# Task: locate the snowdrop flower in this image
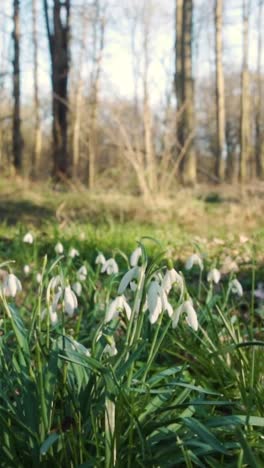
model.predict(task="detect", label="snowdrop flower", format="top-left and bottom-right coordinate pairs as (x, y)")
top-left (207, 268), bottom-right (221, 284)
top-left (105, 295), bottom-right (131, 323)
top-left (118, 266), bottom-right (139, 294)
top-left (69, 247), bottom-right (79, 258)
top-left (49, 275), bottom-right (62, 290)
top-left (77, 265), bottom-right (87, 281)
top-left (230, 279), bottom-right (243, 297)
top-left (254, 283), bottom-right (264, 300)
top-left (172, 300), bottom-right (198, 331)
top-left (64, 286), bottom-right (78, 316)
top-left (147, 281), bottom-right (162, 324)
top-left (185, 254), bottom-right (203, 271)
top-left (23, 264), bottom-right (31, 275)
top-left (41, 307), bottom-right (58, 325)
top-left (130, 246), bottom-right (142, 267)
top-left (36, 273), bottom-right (42, 283)
top-left (101, 258), bottom-right (119, 275)
top-left (104, 342), bottom-right (118, 357)
top-left (55, 242), bottom-right (64, 254)
top-left (147, 280), bottom-right (173, 324)
top-left (95, 253), bottom-right (106, 266)
top-left (162, 268), bottom-right (184, 295)
top-left (2, 273), bottom-right (22, 297)
top-left (23, 232), bottom-right (34, 244)
top-left (73, 281), bottom-right (82, 297)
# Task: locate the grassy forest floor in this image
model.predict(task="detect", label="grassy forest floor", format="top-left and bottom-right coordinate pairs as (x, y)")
top-left (1, 177), bottom-right (264, 466)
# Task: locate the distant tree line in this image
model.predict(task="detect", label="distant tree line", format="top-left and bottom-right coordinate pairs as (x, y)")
top-left (2, 0), bottom-right (264, 194)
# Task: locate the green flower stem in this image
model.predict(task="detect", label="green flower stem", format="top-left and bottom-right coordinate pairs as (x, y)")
top-left (142, 312), bottom-right (171, 383)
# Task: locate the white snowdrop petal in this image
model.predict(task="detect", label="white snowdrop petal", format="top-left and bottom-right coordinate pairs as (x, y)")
top-left (73, 282), bottom-right (82, 296)
top-left (130, 247), bottom-right (142, 267)
top-left (207, 268), bottom-right (221, 284)
top-left (105, 298), bottom-right (120, 323)
top-left (123, 300), bottom-right (132, 320)
top-left (95, 253), bottom-right (106, 265)
top-left (118, 267), bottom-right (138, 294)
top-left (185, 302), bottom-right (198, 331)
top-left (55, 242), bottom-right (64, 254)
top-left (230, 279), bottom-right (243, 297)
top-left (23, 232), bottom-right (34, 244)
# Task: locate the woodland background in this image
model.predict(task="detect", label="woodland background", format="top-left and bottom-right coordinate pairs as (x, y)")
top-left (0, 0), bottom-right (263, 198)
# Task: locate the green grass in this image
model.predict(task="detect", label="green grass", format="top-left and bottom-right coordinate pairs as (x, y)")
top-left (0, 182), bottom-right (264, 466)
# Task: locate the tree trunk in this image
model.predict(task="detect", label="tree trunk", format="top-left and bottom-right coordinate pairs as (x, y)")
top-left (87, 0), bottom-right (105, 189)
top-left (12, 0), bottom-right (23, 172)
top-left (175, 0), bottom-right (196, 185)
top-left (239, 0), bottom-right (250, 183)
top-left (43, 0), bottom-right (71, 179)
top-left (142, 2), bottom-right (156, 193)
top-left (255, 0), bottom-right (264, 179)
top-left (32, 0), bottom-right (42, 178)
top-left (214, 0), bottom-right (226, 181)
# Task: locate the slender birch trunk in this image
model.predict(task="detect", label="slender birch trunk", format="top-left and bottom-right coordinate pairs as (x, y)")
top-left (88, 0), bottom-right (105, 189)
top-left (142, 3), bottom-right (156, 193)
top-left (32, 0), bottom-right (42, 178)
top-left (239, 0), bottom-right (250, 182)
top-left (214, 0), bottom-right (226, 181)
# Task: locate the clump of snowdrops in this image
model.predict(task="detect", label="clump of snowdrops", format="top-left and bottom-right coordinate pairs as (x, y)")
top-left (0, 234), bottom-right (264, 467)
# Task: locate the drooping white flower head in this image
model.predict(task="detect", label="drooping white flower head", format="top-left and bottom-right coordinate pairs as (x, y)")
top-left (230, 279), bottom-right (243, 297)
top-left (207, 268), bottom-right (221, 284)
top-left (64, 286), bottom-right (78, 316)
top-left (49, 275), bottom-right (62, 291)
top-left (147, 280), bottom-right (173, 324)
top-left (23, 232), bottom-right (34, 244)
top-left (118, 266), bottom-right (139, 294)
top-left (105, 295), bottom-right (131, 323)
top-left (185, 254), bottom-right (203, 271)
top-left (36, 273), bottom-right (42, 284)
top-left (69, 247), bottom-right (80, 258)
top-left (55, 242), bottom-right (64, 254)
top-left (95, 253), bottom-right (106, 266)
top-left (41, 307), bottom-right (58, 325)
top-left (130, 247), bottom-right (142, 267)
top-left (23, 264), bottom-right (31, 275)
top-left (2, 273), bottom-right (22, 297)
top-left (104, 342), bottom-right (118, 357)
top-left (72, 281), bottom-right (82, 297)
top-left (172, 300), bottom-right (198, 332)
top-left (77, 265), bottom-right (87, 281)
top-left (162, 268), bottom-right (184, 295)
top-left (101, 258), bottom-right (119, 275)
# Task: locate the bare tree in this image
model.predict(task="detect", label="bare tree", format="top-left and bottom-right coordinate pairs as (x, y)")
top-left (32, 0), bottom-right (42, 178)
top-left (72, 2), bottom-right (89, 179)
top-left (43, 0), bottom-right (71, 178)
top-left (239, 0), bottom-right (250, 182)
top-left (87, 0), bottom-right (106, 189)
top-left (255, 0), bottom-right (264, 179)
top-left (175, 0), bottom-right (196, 185)
top-left (214, 0), bottom-right (226, 181)
top-left (12, 0), bottom-right (23, 172)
